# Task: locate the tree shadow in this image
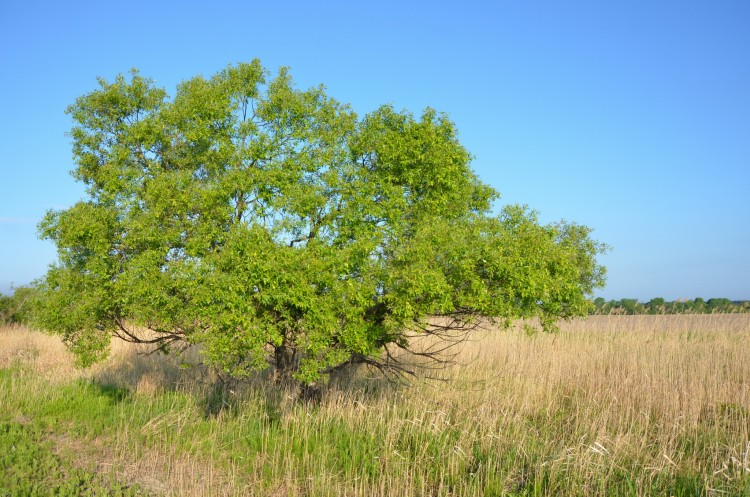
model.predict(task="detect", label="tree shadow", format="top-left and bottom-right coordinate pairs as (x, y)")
top-left (89, 336), bottom-right (457, 418)
top-left (200, 380), bottom-right (242, 418)
top-left (92, 340), bottom-right (216, 396)
top-left (90, 382), bottom-right (131, 404)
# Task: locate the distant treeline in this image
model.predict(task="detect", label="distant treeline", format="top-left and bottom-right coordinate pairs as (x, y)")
top-left (592, 297), bottom-right (750, 315)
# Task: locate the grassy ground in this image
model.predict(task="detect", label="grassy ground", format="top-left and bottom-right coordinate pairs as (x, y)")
top-left (1, 314), bottom-right (749, 496)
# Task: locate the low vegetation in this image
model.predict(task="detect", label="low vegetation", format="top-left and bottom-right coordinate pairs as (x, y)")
top-left (0, 417), bottom-right (145, 496)
top-left (2, 314), bottom-right (749, 496)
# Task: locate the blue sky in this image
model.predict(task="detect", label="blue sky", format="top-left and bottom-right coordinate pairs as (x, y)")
top-left (1, 0), bottom-right (748, 301)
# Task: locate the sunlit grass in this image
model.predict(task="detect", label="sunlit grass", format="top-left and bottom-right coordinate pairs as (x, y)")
top-left (1, 315), bottom-right (749, 496)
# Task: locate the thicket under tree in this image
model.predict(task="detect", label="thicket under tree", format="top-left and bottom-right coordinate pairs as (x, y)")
top-left (34, 60), bottom-right (606, 394)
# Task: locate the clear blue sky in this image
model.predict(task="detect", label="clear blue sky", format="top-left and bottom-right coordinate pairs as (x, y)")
top-left (1, 0), bottom-right (748, 301)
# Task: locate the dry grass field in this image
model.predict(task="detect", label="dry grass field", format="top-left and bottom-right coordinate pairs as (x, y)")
top-left (1, 314), bottom-right (749, 496)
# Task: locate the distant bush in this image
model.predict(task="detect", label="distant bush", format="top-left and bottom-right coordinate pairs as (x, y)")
top-left (592, 297), bottom-right (750, 315)
top-left (0, 286), bottom-right (37, 325)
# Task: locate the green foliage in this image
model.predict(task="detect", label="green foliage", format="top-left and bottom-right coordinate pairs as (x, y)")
top-left (647, 297), bottom-right (665, 314)
top-left (592, 297), bottom-right (750, 315)
top-left (0, 296), bottom-right (10, 324)
top-left (35, 60), bottom-right (606, 388)
top-left (706, 298), bottom-right (734, 312)
top-left (0, 286), bottom-right (37, 326)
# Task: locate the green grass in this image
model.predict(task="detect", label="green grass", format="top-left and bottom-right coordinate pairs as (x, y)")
top-left (0, 367), bottom-right (144, 496)
top-left (2, 315), bottom-right (750, 496)
top-left (0, 416), bottom-right (145, 497)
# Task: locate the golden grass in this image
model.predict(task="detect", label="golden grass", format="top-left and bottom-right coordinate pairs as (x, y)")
top-left (2, 314), bottom-right (749, 496)
top-left (0, 323), bottom-right (79, 383)
top-left (0, 324), bottom-right (209, 389)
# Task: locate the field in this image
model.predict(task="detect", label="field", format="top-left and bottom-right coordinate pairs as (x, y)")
top-left (1, 315), bottom-right (749, 496)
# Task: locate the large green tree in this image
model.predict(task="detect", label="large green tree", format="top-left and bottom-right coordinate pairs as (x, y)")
top-left (35, 60), bottom-right (606, 392)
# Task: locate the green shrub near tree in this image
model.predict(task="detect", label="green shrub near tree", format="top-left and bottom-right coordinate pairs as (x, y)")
top-left (0, 286), bottom-right (37, 326)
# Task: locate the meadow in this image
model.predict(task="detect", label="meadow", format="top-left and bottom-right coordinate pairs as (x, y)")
top-left (1, 314), bottom-right (748, 496)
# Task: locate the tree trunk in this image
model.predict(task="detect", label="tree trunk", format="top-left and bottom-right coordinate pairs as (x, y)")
top-left (273, 342), bottom-right (322, 403)
top-left (273, 343), bottom-right (297, 385)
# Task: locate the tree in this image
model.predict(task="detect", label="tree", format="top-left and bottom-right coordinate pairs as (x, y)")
top-left (0, 286), bottom-right (37, 326)
top-left (34, 60), bottom-right (607, 393)
top-left (707, 298), bottom-right (732, 313)
top-left (692, 297), bottom-right (707, 313)
top-left (0, 294), bottom-right (12, 325)
top-left (646, 297), bottom-right (665, 314)
top-left (619, 299), bottom-right (640, 315)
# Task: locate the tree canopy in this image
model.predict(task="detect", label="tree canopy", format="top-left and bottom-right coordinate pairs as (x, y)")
top-left (35, 60), bottom-right (606, 390)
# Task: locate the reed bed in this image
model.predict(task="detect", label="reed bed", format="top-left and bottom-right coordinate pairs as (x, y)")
top-left (1, 314), bottom-right (748, 496)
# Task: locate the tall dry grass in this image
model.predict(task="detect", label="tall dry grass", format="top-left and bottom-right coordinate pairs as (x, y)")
top-left (1, 314), bottom-right (749, 496)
